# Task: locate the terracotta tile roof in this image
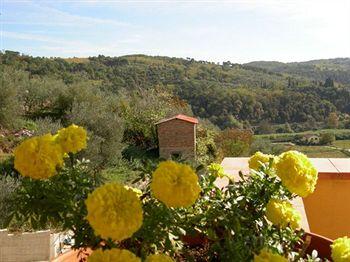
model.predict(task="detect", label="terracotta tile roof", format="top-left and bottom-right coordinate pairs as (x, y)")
top-left (155, 114), bottom-right (199, 125)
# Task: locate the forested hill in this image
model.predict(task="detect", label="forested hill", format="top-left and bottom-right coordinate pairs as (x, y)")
top-left (245, 58), bottom-right (350, 85)
top-left (1, 50), bottom-right (350, 130)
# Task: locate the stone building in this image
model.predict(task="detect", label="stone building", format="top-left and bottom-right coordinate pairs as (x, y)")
top-left (301, 134), bottom-right (320, 145)
top-left (156, 114), bottom-right (198, 159)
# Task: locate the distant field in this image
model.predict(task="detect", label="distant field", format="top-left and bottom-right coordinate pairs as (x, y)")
top-left (291, 144), bottom-right (348, 158)
top-left (285, 139), bottom-right (350, 158)
top-left (255, 130), bottom-right (350, 157)
top-left (333, 139), bottom-right (350, 149)
top-left (255, 129), bottom-right (350, 142)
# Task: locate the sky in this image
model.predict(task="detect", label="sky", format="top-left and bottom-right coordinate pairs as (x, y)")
top-left (1, 0), bottom-right (350, 63)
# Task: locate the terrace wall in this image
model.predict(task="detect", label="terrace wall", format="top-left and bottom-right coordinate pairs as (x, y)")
top-left (0, 229), bottom-right (62, 262)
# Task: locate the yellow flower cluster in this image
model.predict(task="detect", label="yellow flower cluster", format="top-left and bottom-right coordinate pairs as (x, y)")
top-left (14, 134), bottom-right (64, 179)
top-left (331, 236), bottom-right (350, 262)
top-left (145, 254), bottom-right (174, 262)
top-left (249, 151), bottom-right (274, 170)
top-left (266, 199), bottom-right (301, 229)
top-left (85, 183), bottom-right (143, 241)
top-left (151, 161), bottom-right (201, 208)
top-left (56, 124), bottom-right (87, 154)
top-left (254, 248), bottom-right (288, 262)
top-left (13, 124), bottom-right (87, 179)
top-left (207, 163), bottom-right (226, 178)
top-left (88, 248), bottom-right (140, 262)
top-left (275, 151), bottom-right (318, 197)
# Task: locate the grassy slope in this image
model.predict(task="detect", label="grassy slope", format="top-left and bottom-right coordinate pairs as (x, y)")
top-left (292, 144), bottom-right (348, 158)
top-left (333, 140), bottom-right (350, 149)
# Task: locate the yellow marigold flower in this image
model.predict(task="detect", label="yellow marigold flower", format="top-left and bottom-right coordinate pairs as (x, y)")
top-left (275, 151), bottom-right (318, 197)
top-left (266, 199), bottom-right (301, 229)
top-left (14, 134), bottom-right (64, 179)
top-left (331, 236), bottom-right (350, 262)
top-left (249, 151), bottom-right (275, 170)
top-left (88, 248), bottom-right (140, 262)
top-left (56, 124), bottom-right (87, 154)
top-left (254, 248), bottom-right (288, 262)
top-left (208, 163), bottom-right (226, 178)
top-left (85, 183), bottom-right (143, 241)
top-left (151, 161), bottom-right (201, 208)
top-left (145, 254), bottom-right (174, 262)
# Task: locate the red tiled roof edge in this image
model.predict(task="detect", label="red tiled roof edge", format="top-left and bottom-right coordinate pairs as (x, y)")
top-left (155, 114), bottom-right (199, 125)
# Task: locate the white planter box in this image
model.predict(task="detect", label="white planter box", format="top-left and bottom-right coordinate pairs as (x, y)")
top-left (0, 229), bottom-right (65, 262)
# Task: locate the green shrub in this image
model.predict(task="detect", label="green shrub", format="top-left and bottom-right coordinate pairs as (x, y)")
top-left (196, 120), bottom-right (219, 165)
top-left (0, 175), bottom-right (20, 228)
top-left (68, 85), bottom-right (125, 167)
top-left (329, 129), bottom-right (350, 140)
top-left (22, 78), bottom-right (70, 120)
top-left (0, 155), bottom-right (19, 178)
top-left (33, 117), bottom-right (63, 135)
top-left (319, 133), bottom-right (335, 145)
top-left (0, 68), bottom-right (24, 129)
top-left (344, 120), bottom-right (350, 129)
top-left (119, 88), bottom-right (192, 150)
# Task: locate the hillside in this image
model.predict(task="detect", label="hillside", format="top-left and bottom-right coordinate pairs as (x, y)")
top-left (245, 58), bottom-right (350, 85)
top-left (1, 51), bottom-right (350, 130)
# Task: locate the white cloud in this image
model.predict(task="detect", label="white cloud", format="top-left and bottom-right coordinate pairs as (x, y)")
top-left (2, 30), bottom-right (144, 57)
top-left (3, 1), bottom-right (130, 27)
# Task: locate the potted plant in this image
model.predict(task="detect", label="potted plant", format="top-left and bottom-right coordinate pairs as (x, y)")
top-left (4, 125), bottom-right (350, 261)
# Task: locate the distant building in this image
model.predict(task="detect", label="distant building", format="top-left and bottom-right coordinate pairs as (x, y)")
top-left (156, 114), bottom-right (198, 159)
top-left (301, 134), bottom-right (320, 145)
